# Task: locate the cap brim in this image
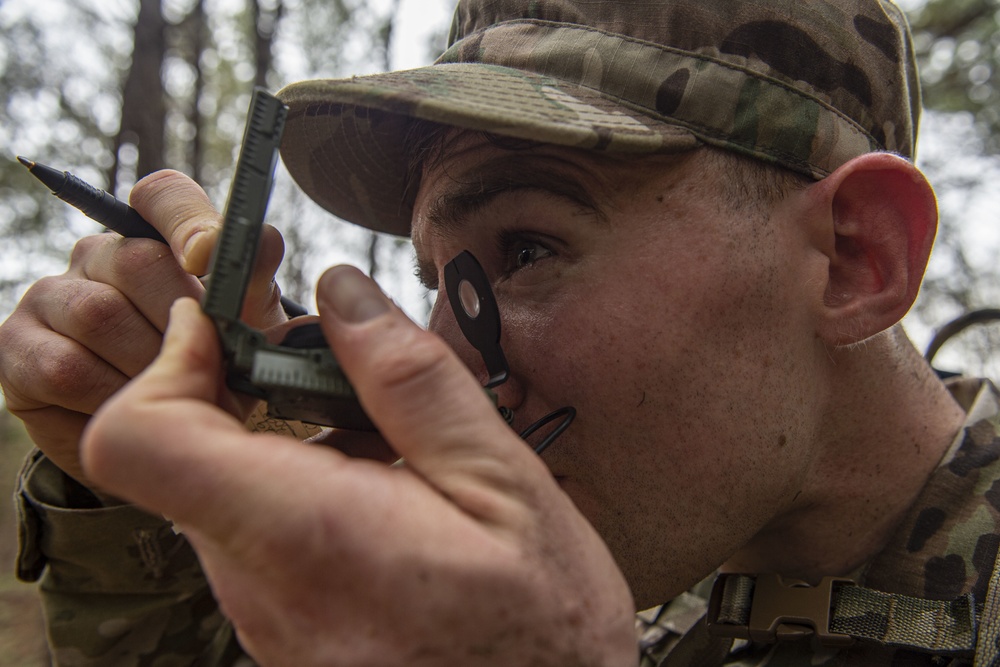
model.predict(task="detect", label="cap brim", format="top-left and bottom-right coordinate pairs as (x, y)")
top-left (277, 63), bottom-right (699, 236)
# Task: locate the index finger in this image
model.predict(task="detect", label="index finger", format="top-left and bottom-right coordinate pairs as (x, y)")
top-left (128, 169), bottom-right (221, 275)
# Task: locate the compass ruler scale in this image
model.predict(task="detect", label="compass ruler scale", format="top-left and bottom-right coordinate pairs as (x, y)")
top-left (202, 88), bottom-right (375, 431)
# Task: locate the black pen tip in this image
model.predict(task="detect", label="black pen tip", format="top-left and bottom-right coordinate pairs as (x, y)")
top-left (16, 155), bottom-right (35, 169)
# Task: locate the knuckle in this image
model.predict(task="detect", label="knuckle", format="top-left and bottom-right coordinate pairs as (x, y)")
top-left (16, 275), bottom-right (64, 310)
top-left (0, 310), bottom-right (34, 377)
top-left (0, 321), bottom-right (13, 354)
top-left (108, 238), bottom-right (175, 283)
top-left (68, 233), bottom-right (119, 268)
top-left (0, 350), bottom-right (24, 407)
top-left (0, 284), bottom-right (122, 413)
top-left (33, 340), bottom-right (116, 408)
top-left (0, 326), bottom-right (31, 377)
top-left (67, 284), bottom-right (134, 339)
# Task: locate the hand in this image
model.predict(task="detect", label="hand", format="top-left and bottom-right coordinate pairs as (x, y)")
top-left (80, 266), bottom-right (637, 666)
top-left (0, 170), bottom-right (286, 487)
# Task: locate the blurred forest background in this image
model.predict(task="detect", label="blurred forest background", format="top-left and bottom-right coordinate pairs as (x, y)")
top-left (0, 0), bottom-right (998, 662)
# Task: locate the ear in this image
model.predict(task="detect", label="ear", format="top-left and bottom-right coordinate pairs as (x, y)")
top-left (810, 153), bottom-right (937, 346)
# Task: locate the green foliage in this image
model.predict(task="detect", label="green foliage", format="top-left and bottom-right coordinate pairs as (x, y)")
top-left (896, 0), bottom-right (1000, 367)
top-left (0, 3), bottom-right (135, 307)
top-left (0, 0), bottom-right (408, 317)
top-left (908, 0), bottom-right (1000, 152)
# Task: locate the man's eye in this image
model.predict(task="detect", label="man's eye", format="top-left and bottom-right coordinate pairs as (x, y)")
top-left (515, 242), bottom-right (551, 268)
top-left (503, 237), bottom-right (554, 274)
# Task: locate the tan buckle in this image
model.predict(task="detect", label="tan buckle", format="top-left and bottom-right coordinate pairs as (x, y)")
top-left (707, 573), bottom-right (856, 647)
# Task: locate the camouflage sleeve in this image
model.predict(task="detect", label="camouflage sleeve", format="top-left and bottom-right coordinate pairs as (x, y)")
top-left (14, 449), bottom-right (252, 667)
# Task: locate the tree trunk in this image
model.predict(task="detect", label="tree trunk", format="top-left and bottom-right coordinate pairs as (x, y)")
top-left (252, 0), bottom-right (284, 88)
top-left (186, 0), bottom-right (208, 183)
top-left (109, 0), bottom-right (168, 191)
top-left (365, 0), bottom-right (402, 279)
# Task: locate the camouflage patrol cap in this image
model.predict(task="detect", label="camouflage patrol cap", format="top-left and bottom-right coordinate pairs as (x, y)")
top-left (277, 0), bottom-right (921, 236)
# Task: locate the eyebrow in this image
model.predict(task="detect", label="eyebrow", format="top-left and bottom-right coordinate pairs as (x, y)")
top-left (425, 155), bottom-right (606, 231)
top-left (415, 154), bottom-right (610, 289)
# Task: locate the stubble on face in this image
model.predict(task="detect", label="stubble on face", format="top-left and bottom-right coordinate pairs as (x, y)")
top-left (411, 138), bottom-right (826, 606)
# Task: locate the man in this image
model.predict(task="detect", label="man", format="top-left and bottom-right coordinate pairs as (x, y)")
top-left (2, 0), bottom-right (998, 665)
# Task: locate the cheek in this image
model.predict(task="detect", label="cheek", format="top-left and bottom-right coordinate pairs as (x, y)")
top-left (509, 243), bottom-right (801, 456)
top-left (499, 279), bottom-right (673, 438)
top-left (492, 204), bottom-right (808, 442)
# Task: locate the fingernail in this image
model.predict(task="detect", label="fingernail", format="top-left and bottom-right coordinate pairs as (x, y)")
top-left (167, 297), bottom-right (192, 325)
top-left (182, 230), bottom-right (204, 261)
top-left (181, 226), bottom-right (218, 275)
top-left (163, 298), bottom-right (197, 345)
top-left (321, 266), bottom-right (390, 323)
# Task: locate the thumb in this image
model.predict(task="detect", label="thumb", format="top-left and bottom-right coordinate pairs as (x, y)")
top-left (129, 170), bottom-right (221, 275)
top-left (129, 170), bottom-right (287, 329)
top-left (316, 266), bottom-right (546, 500)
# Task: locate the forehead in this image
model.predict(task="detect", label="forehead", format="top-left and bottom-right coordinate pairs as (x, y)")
top-left (409, 131), bottom-right (697, 245)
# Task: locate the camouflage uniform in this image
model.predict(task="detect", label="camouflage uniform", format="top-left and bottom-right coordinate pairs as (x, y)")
top-left (14, 379), bottom-right (1000, 665)
top-left (15, 451), bottom-right (246, 666)
top-left (13, 406), bottom-right (318, 666)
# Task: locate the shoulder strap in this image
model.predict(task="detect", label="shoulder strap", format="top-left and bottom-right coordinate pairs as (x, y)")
top-left (706, 573), bottom-right (977, 656)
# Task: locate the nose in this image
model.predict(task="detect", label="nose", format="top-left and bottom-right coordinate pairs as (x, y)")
top-left (428, 292), bottom-right (525, 412)
top-left (428, 293), bottom-right (488, 383)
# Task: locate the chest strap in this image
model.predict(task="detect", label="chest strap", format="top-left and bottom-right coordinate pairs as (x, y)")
top-left (705, 573), bottom-right (977, 655)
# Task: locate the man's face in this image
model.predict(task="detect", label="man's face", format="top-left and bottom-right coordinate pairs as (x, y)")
top-left (411, 134), bottom-right (829, 606)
